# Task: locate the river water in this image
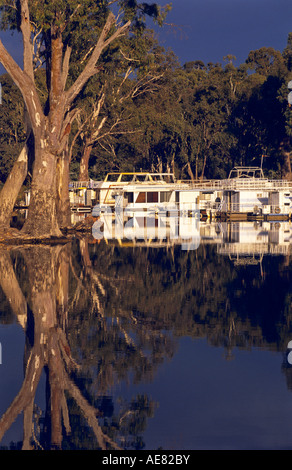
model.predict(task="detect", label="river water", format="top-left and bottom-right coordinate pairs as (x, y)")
top-left (1, 218), bottom-right (292, 450)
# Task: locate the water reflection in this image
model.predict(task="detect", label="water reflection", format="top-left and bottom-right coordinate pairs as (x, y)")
top-left (1, 221), bottom-right (292, 449)
top-left (0, 240), bottom-right (177, 449)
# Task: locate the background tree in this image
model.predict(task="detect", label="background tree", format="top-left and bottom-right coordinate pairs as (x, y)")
top-left (70, 30), bottom-right (172, 181)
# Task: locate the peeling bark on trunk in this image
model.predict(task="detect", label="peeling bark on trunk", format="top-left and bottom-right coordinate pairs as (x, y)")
top-left (56, 152), bottom-right (71, 229)
top-left (0, 146), bottom-right (28, 228)
top-left (21, 149), bottom-right (62, 237)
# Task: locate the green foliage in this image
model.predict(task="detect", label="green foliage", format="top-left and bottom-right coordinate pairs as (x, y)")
top-left (0, 74), bottom-right (26, 183)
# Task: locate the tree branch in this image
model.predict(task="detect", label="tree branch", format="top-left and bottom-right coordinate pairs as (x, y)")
top-left (20, 0), bottom-right (34, 80)
top-left (0, 40), bottom-right (44, 133)
top-left (64, 374), bottom-right (121, 450)
top-left (61, 45), bottom-right (72, 92)
top-left (65, 13), bottom-right (130, 107)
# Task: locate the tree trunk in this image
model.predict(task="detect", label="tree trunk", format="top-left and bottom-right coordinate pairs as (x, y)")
top-left (0, 6), bottom-right (130, 239)
top-left (278, 137), bottom-right (291, 179)
top-left (282, 150), bottom-right (292, 180)
top-left (186, 162), bottom-right (195, 182)
top-left (280, 140), bottom-right (292, 180)
top-left (0, 145), bottom-right (28, 228)
top-left (78, 143), bottom-right (93, 181)
top-left (21, 148), bottom-right (62, 238)
top-left (56, 151), bottom-right (71, 229)
top-left (200, 155), bottom-right (207, 181)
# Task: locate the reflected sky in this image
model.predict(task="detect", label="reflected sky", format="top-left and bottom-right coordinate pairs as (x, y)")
top-left (120, 336), bottom-right (292, 450)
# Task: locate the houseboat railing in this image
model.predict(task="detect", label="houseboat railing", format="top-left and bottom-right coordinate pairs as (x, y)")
top-left (69, 181), bottom-right (101, 189)
top-left (218, 243), bottom-right (291, 256)
top-left (69, 178), bottom-right (292, 192)
top-left (180, 179), bottom-right (292, 191)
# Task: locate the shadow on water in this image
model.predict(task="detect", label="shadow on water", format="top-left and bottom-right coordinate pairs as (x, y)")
top-left (1, 224), bottom-right (292, 449)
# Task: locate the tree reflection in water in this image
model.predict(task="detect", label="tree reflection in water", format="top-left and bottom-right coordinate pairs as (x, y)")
top-left (1, 235), bottom-right (292, 449)
top-left (0, 240), bottom-right (171, 450)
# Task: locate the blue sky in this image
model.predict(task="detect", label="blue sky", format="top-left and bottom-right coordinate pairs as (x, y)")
top-left (0, 0), bottom-right (291, 73)
top-left (153, 0), bottom-right (292, 66)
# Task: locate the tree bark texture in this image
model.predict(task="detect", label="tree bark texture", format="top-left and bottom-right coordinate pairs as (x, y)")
top-left (21, 149), bottom-right (62, 237)
top-left (56, 151), bottom-right (71, 228)
top-left (78, 143), bottom-right (93, 181)
top-left (0, 146), bottom-right (28, 228)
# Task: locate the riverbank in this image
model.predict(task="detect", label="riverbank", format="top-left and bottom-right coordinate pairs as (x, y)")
top-left (0, 216), bottom-right (97, 246)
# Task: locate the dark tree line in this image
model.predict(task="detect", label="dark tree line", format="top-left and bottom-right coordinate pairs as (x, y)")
top-left (1, 34), bottom-right (292, 186)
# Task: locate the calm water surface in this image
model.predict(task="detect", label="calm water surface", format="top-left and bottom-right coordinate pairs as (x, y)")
top-left (1, 220), bottom-right (292, 450)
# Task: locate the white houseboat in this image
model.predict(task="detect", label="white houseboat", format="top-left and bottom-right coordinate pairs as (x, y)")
top-left (96, 172), bottom-right (176, 206)
top-left (217, 167), bottom-right (292, 220)
top-left (92, 172), bottom-right (204, 216)
top-left (76, 167), bottom-right (292, 221)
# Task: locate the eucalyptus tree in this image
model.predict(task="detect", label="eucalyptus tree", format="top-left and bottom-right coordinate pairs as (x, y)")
top-left (232, 46), bottom-right (292, 178)
top-left (283, 33), bottom-right (292, 72)
top-left (0, 0), bottom-right (170, 236)
top-left (72, 30), bottom-right (173, 181)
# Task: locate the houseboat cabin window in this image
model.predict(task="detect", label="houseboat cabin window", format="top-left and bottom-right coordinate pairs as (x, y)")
top-left (146, 192), bottom-right (159, 203)
top-left (160, 191), bottom-right (171, 203)
top-left (136, 192), bottom-right (159, 203)
top-left (124, 192), bottom-right (134, 203)
top-left (136, 192), bottom-right (146, 203)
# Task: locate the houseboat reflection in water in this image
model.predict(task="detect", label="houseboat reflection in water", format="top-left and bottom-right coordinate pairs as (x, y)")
top-left (91, 209), bottom-right (292, 262)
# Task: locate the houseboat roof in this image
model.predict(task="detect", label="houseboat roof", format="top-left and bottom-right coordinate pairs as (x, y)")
top-left (103, 172), bottom-right (176, 184)
top-left (228, 167), bottom-right (265, 179)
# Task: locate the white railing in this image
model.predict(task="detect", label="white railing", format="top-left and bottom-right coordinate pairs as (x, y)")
top-left (69, 181), bottom-right (101, 189)
top-left (69, 177), bottom-right (292, 192)
top-left (214, 202), bottom-right (290, 214)
top-left (179, 178), bottom-right (292, 191)
top-left (218, 242), bottom-right (291, 256)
